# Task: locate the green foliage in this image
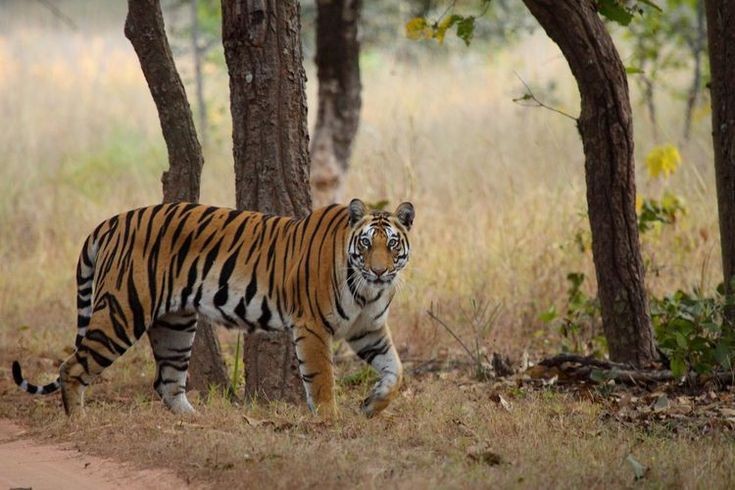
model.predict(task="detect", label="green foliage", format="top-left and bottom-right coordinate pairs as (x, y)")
top-left (622, 0), bottom-right (708, 135)
top-left (456, 16), bottom-right (477, 46)
top-left (338, 364), bottom-right (379, 388)
top-left (540, 273), bottom-right (605, 356)
top-left (596, 0), bottom-right (661, 26)
top-left (652, 287), bottom-right (735, 377)
top-left (637, 192), bottom-right (686, 232)
top-left (404, 0), bottom-right (492, 46)
top-left (597, 0), bottom-right (636, 25)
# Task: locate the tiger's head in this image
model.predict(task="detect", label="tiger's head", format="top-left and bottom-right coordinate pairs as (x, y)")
top-left (346, 198), bottom-right (415, 290)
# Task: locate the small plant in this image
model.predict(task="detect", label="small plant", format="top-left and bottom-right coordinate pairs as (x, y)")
top-left (427, 298), bottom-right (502, 380)
top-left (231, 333), bottom-right (243, 392)
top-left (637, 192), bottom-right (686, 233)
top-left (651, 285), bottom-right (735, 377)
top-left (539, 273), bottom-right (605, 356)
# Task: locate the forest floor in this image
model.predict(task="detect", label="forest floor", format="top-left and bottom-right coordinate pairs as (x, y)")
top-left (1, 346), bottom-right (734, 489)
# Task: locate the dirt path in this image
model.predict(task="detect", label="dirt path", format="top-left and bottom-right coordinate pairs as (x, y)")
top-left (0, 420), bottom-right (191, 490)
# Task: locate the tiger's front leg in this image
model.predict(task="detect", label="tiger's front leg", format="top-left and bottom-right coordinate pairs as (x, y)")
top-left (347, 325), bottom-right (403, 417)
top-left (292, 322), bottom-right (336, 420)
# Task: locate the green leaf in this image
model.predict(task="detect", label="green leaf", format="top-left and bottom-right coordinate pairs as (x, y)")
top-left (714, 341), bottom-right (733, 369)
top-left (597, 0), bottom-right (634, 26)
top-left (538, 305), bottom-right (558, 324)
top-left (670, 356), bottom-right (687, 377)
top-left (589, 368), bottom-right (610, 383)
top-left (456, 16), bottom-right (476, 46)
top-left (637, 0), bottom-right (663, 11)
top-left (674, 331), bottom-right (689, 349)
top-left (625, 66), bottom-right (644, 74)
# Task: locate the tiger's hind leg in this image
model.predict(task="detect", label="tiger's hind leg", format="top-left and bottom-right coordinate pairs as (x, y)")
top-left (148, 313), bottom-right (197, 415)
top-left (59, 301), bottom-right (142, 416)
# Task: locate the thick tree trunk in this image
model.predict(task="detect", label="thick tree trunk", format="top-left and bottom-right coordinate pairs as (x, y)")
top-left (125, 0), bottom-right (230, 393)
top-left (522, 0), bottom-right (657, 366)
top-left (310, 0), bottom-right (362, 207)
top-left (705, 0), bottom-right (735, 324)
top-left (221, 0), bottom-right (311, 403)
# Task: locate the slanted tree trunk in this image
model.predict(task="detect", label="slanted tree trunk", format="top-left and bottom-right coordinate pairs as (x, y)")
top-left (522, 0), bottom-right (657, 366)
top-left (221, 0), bottom-right (311, 402)
top-left (705, 0), bottom-right (735, 324)
top-left (310, 0), bottom-right (362, 207)
top-left (125, 0), bottom-right (230, 392)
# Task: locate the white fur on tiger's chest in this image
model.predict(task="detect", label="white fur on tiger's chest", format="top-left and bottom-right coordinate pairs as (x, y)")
top-left (333, 285), bottom-right (395, 341)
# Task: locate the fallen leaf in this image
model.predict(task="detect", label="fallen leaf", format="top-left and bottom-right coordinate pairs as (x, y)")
top-left (626, 454), bottom-right (648, 481)
top-left (243, 415), bottom-right (266, 427)
top-left (653, 394), bottom-right (670, 413)
top-left (490, 393), bottom-right (512, 412)
top-left (467, 446), bottom-right (504, 466)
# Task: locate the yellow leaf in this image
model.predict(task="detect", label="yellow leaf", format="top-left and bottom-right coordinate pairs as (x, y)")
top-left (645, 144), bottom-right (682, 179)
top-left (434, 15), bottom-right (454, 44)
top-left (635, 195), bottom-right (643, 213)
top-left (405, 17), bottom-right (432, 41)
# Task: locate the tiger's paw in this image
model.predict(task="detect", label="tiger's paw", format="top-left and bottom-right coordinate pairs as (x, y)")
top-left (360, 394), bottom-right (391, 418)
top-left (315, 403), bottom-right (338, 423)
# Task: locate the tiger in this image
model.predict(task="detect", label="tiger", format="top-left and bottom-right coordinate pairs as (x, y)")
top-left (12, 199), bottom-right (415, 419)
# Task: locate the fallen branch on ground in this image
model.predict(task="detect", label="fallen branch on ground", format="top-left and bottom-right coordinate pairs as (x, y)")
top-left (534, 353), bottom-right (735, 386)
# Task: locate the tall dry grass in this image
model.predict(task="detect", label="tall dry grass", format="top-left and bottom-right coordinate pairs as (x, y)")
top-left (0, 12), bottom-right (721, 365)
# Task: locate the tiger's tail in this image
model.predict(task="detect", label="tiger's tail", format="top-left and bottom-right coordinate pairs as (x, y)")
top-left (74, 226), bottom-right (101, 348)
top-left (12, 227), bottom-right (102, 395)
top-left (12, 361), bottom-right (60, 395)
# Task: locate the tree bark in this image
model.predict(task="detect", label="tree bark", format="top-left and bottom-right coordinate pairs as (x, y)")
top-left (683, 0), bottom-right (706, 141)
top-left (221, 0), bottom-right (312, 403)
top-left (310, 0), bottom-right (362, 207)
top-left (522, 0), bottom-right (657, 366)
top-left (705, 0), bottom-right (735, 324)
top-left (125, 0), bottom-right (230, 392)
top-left (191, 0), bottom-right (209, 148)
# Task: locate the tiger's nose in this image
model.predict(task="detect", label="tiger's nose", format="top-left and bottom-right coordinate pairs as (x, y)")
top-left (372, 266), bottom-right (387, 277)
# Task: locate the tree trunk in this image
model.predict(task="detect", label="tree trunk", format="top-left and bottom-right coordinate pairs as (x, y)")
top-left (191, 0), bottom-right (208, 148)
top-left (705, 0), bottom-right (735, 324)
top-left (125, 0), bottom-right (230, 393)
top-left (522, 0), bottom-right (657, 366)
top-left (683, 0), bottom-right (706, 141)
top-left (310, 0), bottom-right (362, 207)
top-left (221, 0), bottom-right (312, 403)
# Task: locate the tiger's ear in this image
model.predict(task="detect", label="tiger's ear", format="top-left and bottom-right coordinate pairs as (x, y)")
top-left (348, 198), bottom-right (367, 227)
top-left (394, 202), bottom-right (415, 231)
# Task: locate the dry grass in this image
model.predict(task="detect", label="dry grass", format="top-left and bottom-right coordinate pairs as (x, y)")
top-left (1, 357), bottom-right (734, 489)
top-left (0, 6), bottom-right (730, 488)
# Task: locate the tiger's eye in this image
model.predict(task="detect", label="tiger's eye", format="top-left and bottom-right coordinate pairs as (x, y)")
top-left (388, 238), bottom-right (398, 249)
top-left (360, 237), bottom-right (370, 248)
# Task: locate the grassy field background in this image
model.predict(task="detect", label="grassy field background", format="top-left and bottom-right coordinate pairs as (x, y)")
top-left (0, 2), bottom-right (730, 488)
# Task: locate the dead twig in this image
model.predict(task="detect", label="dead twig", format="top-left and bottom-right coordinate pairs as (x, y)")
top-left (35, 0), bottom-right (78, 30)
top-left (512, 72), bottom-right (578, 122)
top-left (535, 353), bottom-right (735, 386)
top-left (426, 309), bottom-right (478, 364)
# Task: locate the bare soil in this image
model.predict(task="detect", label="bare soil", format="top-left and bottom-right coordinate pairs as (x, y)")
top-left (0, 419), bottom-right (191, 490)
